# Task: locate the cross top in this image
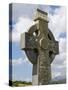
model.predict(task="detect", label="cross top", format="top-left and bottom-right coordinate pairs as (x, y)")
top-left (34, 9), bottom-right (48, 22)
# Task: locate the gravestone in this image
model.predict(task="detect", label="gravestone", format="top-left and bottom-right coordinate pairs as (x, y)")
top-left (20, 9), bottom-right (59, 85)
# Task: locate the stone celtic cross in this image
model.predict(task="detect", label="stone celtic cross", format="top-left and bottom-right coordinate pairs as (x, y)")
top-left (20, 9), bottom-right (59, 85)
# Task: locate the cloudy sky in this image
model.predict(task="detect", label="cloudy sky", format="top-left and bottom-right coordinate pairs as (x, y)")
top-left (9, 3), bottom-right (66, 82)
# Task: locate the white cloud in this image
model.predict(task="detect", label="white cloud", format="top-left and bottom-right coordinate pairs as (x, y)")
top-left (52, 72), bottom-right (61, 79)
top-left (48, 7), bottom-right (66, 80)
top-left (52, 67), bottom-right (66, 80)
top-left (59, 38), bottom-right (66, 53)
top-left (10, 57), bottom-right (32, 65)
top-left (48, 7), bottom-right (66, 40)
top-left (51, 35), bottom-right (66, 80)
top-left (12, 17), bottom-right (35, 42)
top-left (12, 58), bottom-right (22, 65)
top-left (51, 47), bottom-right (66, 79)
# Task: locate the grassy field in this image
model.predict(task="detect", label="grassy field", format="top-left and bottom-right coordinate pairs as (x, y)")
top-left (9, 79), bottom-right (66, 87)
top-left (9, 80), bottom-right (32, 87)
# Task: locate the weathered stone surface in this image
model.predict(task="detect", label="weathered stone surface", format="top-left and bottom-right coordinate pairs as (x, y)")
top-left (20, 9), bottom-right (59, 85)
top-left (34, 9), bottom-right (48, 22)
top-left (32, 75), bottom-right (38, 85)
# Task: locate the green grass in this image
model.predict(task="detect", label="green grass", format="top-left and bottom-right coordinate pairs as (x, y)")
top-left (9, 79), bottom-right (66, 87)
top-left (9, 80), bottom-right (32, 87)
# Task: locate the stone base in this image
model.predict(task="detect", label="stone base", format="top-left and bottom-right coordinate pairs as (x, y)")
top-left (32, 75), bottom-right (38, 85)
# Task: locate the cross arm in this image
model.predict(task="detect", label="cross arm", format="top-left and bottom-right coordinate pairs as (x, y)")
top-left (48, 41), bottom-right (59, 55)
top-left (20, 32), bottom-right (37, 50)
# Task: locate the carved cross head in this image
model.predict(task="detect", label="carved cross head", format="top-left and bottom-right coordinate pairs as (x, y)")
top-left (20, 9), bottom-right (59, 64)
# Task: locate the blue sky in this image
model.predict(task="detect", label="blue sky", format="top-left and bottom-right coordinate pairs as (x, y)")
top-left (9, 3), bottom-right (66, 81)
